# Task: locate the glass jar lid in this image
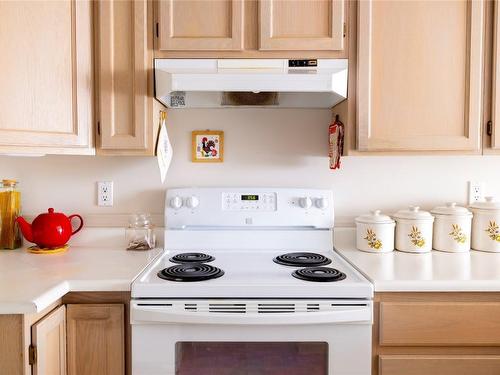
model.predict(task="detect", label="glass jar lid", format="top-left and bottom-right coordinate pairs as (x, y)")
top-left (128, 213), bottom-right (153, 228)
top-left (1, 179), bottom-right (17, 187)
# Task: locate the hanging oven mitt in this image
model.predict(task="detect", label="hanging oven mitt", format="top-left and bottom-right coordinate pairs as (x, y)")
top-left (329, 115), bottom-right (344, 170)
top-left (156, 110), bottom-right (173, 183)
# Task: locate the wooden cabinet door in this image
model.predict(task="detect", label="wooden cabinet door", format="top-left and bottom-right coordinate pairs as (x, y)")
top-left (379, 355), bottom-right (500, 375)
top-left (259, 0), bottom-right (344, 51)
top-left (66, 304), bottom-right (125, 375)
top-left (31, 305), bottom-right (66, 375)
top-left (95, 0), bottom-right (153, 154)
top-left (157, 0), bottom-right (244, 51)
top-left (357, 0), bottom-right (484, 152)
top-left (379, 301), bottom-right (500, 346)
top-left (0, 0), bottom-right (93, 154)
top-left (492, 0), bottom-right (500, 150)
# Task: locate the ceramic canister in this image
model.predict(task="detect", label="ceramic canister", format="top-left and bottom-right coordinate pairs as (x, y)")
top-left (355, 210), bottom-right (395, 253)
top-left (470, 197), bottom-right (500, 252)
top-left (431, 202), bottom-right (472, 253)
top-left (394, 206), bottom-right (434, 253)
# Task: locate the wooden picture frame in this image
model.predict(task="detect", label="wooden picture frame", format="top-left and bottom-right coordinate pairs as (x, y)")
top-left (191, 130), bottom-right (224, 163)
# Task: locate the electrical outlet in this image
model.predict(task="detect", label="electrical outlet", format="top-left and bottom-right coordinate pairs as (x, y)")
top-left (468, 181), bottom-right (484, 205)
top-left (97, 181), bottom-right (113, 207)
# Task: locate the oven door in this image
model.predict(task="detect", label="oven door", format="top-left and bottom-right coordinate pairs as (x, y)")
top-left (131, 300), bottom-right (372, 375)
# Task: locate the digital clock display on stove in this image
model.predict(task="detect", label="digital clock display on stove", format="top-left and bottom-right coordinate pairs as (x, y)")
top-left (241, 195), bottom-right (259, 201)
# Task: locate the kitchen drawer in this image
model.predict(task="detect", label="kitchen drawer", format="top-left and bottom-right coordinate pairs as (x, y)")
top-left (379, 302), bottom-right (500, 346)
top-left (379, 355), bottom-right (500, 375)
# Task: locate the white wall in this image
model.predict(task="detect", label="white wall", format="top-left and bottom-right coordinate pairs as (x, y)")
top-left (1, 109), bottom-right (500, 221)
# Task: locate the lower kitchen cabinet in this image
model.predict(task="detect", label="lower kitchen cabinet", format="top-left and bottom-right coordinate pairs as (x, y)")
top-left (31, 305), bottom-right (67, 375)
top-left (66, 304), bottom-right (125, 375)
top-left (0, 293), bottom-right (128, 375)
top-left (374, 293), bottom-right (500, 375)
top-left (379, 355), bottom-right (500, 375)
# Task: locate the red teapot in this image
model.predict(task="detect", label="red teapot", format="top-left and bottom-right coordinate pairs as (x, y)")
top-left (16, 208), bottom-right (84, 249)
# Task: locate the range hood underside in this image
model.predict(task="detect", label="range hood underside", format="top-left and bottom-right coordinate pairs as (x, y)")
top-left (156, 91), bottom-right (347, 109)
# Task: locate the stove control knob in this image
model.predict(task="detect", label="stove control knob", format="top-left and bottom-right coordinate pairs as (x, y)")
top-left (169, 196), bottom-right (183, 209)
top-left (299, 197), bottom-right (313, 209)
top-left (315, 197), bottom-right (329, 209)
top-left (185, 196), bottom-right (199, 209)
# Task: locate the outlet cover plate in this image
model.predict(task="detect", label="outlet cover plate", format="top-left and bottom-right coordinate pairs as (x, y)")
top-left (97, 181), bottom-right (113, 207)
top-left (468, 181), bottom-right (484, 205)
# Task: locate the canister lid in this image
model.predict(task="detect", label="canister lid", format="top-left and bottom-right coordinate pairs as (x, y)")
top-left (393, 206), bottom-right (434, 221)
top-left (1, 179), bottom-right (17, 187)
top-left (431, 202), bottom-right (472, 216)
top-left (355, 210), bottom-right (395, 224)
top-left (470, 196), bottom-right (500, 210)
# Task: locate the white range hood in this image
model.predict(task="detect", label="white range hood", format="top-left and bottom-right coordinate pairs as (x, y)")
top-left (154, 59), bottom-right (348, 108)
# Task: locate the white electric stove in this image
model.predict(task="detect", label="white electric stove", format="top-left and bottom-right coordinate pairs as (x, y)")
top-left (131, 188), bottom-right (373, 375)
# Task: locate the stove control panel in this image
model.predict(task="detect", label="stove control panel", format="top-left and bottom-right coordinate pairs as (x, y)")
top-left (165, 188), bottom-right (334, 229)
top-left (222, 192), bottom-right (276, 211)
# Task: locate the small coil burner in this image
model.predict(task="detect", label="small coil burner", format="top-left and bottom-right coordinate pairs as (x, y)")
top-left (273, 252), bottom-right (332, 267)
top-left (169, 252), bottom-right (215, 264)
top-left (158, 264), bottom-right (224, 282)
top-left (292, 267), bottom-right (346, 282)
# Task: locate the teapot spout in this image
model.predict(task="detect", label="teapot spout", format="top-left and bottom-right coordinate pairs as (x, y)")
top-left (15, 217), bottom-right (33, 243)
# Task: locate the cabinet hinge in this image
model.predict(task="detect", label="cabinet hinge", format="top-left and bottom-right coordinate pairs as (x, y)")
top-left (487, 120), bottom-right (493, 136)
top-left (97, 121), bottom-right (101, 136)
top-left (343, 22), bottom-right (347, 37)
top-left (28, 345), bottom-right (37, 366)
top-left (156, 22), bottom-right (159, 38)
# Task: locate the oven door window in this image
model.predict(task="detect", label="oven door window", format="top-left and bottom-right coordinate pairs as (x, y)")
top-left (175, 342), bottom-right (328, 374)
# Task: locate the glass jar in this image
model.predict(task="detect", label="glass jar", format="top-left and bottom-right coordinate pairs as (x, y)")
top-left (126, 213), bottom-right (156, 250)
top-left (0, 179), bottom-right (22, 249)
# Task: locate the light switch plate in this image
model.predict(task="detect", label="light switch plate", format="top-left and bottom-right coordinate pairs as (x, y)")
top-left (97, 181), bottom-right (113, 207)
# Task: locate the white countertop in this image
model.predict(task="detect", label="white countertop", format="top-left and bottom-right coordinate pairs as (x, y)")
top-left (0, 228), bottom-right (162, 314)
top-left (335, 228), bottom-right (500, 292)
top-left (5, 226), bottom-right (500, 314)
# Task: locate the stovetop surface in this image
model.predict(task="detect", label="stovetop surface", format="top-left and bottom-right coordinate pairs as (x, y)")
top-left (132, 249), bottom-right (373, 299)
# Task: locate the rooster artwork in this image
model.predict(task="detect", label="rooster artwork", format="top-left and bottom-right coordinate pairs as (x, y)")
top-left (192, 130), bottom-right (224, 162)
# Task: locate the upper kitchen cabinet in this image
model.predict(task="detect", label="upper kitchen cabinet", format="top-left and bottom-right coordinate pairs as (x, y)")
top-left (259, 0), bottom-right (344, 51)
top-left (0, 0), bottom-right (93, 155)
top-left (490, 0), bottom-right (500, 152)
top-left (157, 0), bottom-right (244, 51)
top-left (95, 0), bottom-right (156, 155)
top-left (356, 0), bottom-right (484, 153)
top-left (154, 0), bottom-right (349, 57)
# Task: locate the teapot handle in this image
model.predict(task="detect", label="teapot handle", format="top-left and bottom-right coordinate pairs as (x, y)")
top-left (68, 214), bottom-right (84, 235)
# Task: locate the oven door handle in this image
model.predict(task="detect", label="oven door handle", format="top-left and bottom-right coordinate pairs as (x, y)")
top-left (131, 303), bottom-right (372, 325)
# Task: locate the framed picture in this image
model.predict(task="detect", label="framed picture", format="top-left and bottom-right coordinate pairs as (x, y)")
top-left (192, 130), bottom-right (224, 163)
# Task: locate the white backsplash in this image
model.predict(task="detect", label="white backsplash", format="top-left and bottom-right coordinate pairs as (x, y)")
top-left (1, 108), bottom-right (499, 222)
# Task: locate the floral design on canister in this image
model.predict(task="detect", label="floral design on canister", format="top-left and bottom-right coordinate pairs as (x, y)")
top-left (449, 224), bottom-right (467, 244)
top-left (485, 221), bottom-right (500, 242)
top-left (364, 229), bottom-right (382, 250)
top-left (408, 226), bottom-right (425, 248)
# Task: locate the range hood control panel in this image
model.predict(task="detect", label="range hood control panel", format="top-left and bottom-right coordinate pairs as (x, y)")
top-left (288, 59), bottom-right (317, 67)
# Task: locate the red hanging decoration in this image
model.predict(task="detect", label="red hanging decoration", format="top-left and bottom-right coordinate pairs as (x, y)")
top-left (329, 115), bottom-right (344, 170)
